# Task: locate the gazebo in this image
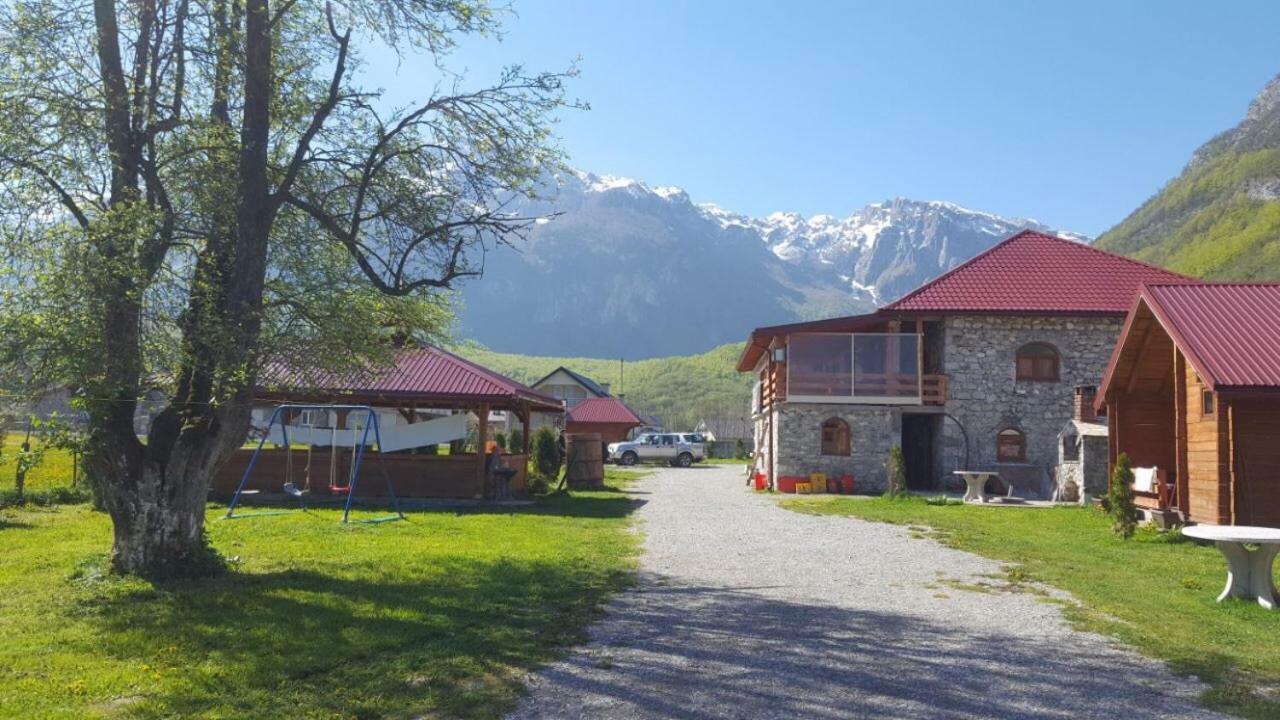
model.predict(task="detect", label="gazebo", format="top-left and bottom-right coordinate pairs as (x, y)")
top-left (211, 345), bottom-right (563, 500)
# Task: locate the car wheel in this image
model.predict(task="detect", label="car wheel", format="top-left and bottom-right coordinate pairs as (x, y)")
top-left (676, 452), bottom-right (693, 468)
top-left (620, 451), bottom-right (638, 466)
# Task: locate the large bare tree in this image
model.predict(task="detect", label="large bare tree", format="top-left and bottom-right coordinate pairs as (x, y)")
top-left (0, 0), bottom-right (575, 576)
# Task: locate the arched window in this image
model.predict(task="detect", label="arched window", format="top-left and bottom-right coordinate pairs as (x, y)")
top-left (821, 417), bottom-right (851, 456)
top-left (997, 428), bottom-right (1027, 462)
top-left (1016, 342), bottom-right (1060, 382)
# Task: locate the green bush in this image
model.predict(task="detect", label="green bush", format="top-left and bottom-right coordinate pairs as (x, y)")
top-left (1109, 452), bottom-right (1137, 539)
top-left (530, 426), bottom-right (561, 484)
top-left (507, 427), bottom-right (524, 454)
top-left (734, 438), bottom-right (747, 460)
top-left (494, 431), bottom-right (507, 452)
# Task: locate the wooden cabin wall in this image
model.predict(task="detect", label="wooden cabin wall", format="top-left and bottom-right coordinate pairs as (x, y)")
top-left (1106, 320), bottom-right (1177, 499)
top-left (1183, 360), bottom-right (1231, 524)
top-left (1111, 391), bottom-right (1176, 482)
top-left (1230, 395), bottom-right (1280, 527)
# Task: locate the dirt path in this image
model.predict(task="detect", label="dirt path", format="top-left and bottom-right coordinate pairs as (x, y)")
top-left (508, 465), bottom-right (1223, 719)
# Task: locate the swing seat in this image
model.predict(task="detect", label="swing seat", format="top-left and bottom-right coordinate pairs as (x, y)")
top-left (329, 484), bottom-right (352, 494)
top-left (282, 482), bottom-right (309, 498)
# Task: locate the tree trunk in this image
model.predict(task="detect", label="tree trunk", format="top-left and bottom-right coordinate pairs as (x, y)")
top-left (92, 425), bottom-right (241, 576)
top-left (102, 464), bottom-right (209, 576)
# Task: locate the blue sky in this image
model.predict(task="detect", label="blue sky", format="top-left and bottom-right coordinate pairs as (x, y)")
top-left (370, 0), bottom-right (1280, 236)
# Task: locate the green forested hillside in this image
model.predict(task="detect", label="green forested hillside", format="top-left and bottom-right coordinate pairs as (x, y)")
top-left (1096, 149), bottom-right (1280, 278)
top-left (452, 342), bottom-right (752, 430)
top-left (1096, 75), bottom-right (1280, 278)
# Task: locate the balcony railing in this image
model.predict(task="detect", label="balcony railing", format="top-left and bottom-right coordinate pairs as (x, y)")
top-left (921, 374), bottom-right (948, 406)
top-left (785, 332), bottom-right (946, 406)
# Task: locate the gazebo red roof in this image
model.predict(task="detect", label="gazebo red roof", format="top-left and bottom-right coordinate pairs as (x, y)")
top-left (883, 230), bottom-right (1192, 315)
top-left (1098, 283), bottom-right (1280, 399)
top-left (566, 397), bottom-right (644, 426)
top-left (260, 345), bottom-right (562, 410)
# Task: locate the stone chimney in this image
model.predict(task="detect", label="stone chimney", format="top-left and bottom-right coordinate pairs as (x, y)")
top-left (1073, 385), bottom-right (1098, 423)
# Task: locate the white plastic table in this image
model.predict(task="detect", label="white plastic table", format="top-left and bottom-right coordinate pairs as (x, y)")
top-left (953, 470), bottom-right (1000, 503)
top-left (1182, 525), bottom-right (1280, 610)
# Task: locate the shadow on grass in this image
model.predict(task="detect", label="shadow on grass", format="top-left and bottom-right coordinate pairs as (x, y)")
top-left (80, 554), bottom-right (635, 719)
top-left (218, 488), bottom-right (646, 521)
top-left (64, 487), bottom-right (645, 719)
top-left (465, 491), bottom-right (646, 520)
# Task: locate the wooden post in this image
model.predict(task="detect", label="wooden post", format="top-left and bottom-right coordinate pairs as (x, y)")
top-left (1173, 347), bottom-right (1189, 517)
top-left (915, 318), bottom-right (924, 401)
top-left (476, 402), bottom-right (490, 495)
top-left (522, 401), bottom-right (531, 455)
top-left (886, 320), bottom-right (900, 396)
top-left (1225, 397), bottom-right (1235, 525)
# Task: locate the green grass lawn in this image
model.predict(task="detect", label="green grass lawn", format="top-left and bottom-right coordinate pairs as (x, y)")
top-left (2, 432), bottom-right (80, 492)
top-left (783, 495), bottom-right (1280, 718)
top-left (0, 468), bottom-right (646, 719)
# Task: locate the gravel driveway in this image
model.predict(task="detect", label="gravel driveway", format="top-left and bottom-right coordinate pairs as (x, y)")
top-left (509, 465), bottom-right (1224, 719)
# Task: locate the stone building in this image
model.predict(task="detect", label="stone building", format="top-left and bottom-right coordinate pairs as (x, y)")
top-left (738, 230), bottom-right (1189, 496)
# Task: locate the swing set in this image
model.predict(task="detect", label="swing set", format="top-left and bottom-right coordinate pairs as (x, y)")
top-left (225, 404), bottom-right (406, 523)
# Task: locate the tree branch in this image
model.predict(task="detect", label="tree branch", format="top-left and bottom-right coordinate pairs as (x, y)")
top-left (2, 155), bottom-right (91, 229)
top-left (272, 1), bottom-right (349, 206)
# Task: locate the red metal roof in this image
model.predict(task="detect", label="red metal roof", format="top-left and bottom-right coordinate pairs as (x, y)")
top-left (260, 345), bottom-right (561, 409)
top-left (1143, 283), bottom-right (1280, 391)
top-left (566, 397), bottom-right (644, 426)
top-left (883, 230), bottom-right (1192, 315)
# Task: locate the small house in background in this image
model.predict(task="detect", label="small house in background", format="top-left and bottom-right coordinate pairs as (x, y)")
top-left (518, 365), bottom-right (614, 437)
top-left (565, 397), bottom-right (644, 455)
top-left (695, 416), bottom-right (752, 457)
top-left (530, 366), bottom-right (611, 407)
top-left (636, 416), bottom-right (664, 435)
top-left (1097, 283), bottom-right (1280, 527)
top-left (1054, 386), bottom-right (1108, 503)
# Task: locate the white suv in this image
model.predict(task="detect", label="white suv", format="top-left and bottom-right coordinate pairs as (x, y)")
top-left (607, 433), bottom-right (704, 467)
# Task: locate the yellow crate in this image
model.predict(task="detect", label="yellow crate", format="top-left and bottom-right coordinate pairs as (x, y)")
top-left (809, 473), bottom-right (827, 494)
top-left (795, 482), bottom-right (812, 494)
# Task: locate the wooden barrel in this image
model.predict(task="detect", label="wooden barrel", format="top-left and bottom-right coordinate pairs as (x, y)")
top-left (564, 433), bottom-right (604, 489)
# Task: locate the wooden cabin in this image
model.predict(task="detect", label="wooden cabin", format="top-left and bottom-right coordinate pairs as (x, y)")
top-left (1097, 283), bottom-right (1280, 526)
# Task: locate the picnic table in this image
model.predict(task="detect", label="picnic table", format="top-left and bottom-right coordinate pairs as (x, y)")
top-left (952, 470), bottom-right (1001, 503)
top-left (1182, 525), bottom-right (1280, 610)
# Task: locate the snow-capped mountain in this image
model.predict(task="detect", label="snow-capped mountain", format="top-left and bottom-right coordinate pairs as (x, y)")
top-left (456, 170), bottom-right (1087, 359)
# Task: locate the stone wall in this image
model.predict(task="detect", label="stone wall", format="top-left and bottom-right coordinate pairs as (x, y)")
top-left (1079, 434), bottom-right (1109, 498)
top-left (940, 315), bottom-right (1122, 497)
top-left (774, 403), bottom-right (899, 491)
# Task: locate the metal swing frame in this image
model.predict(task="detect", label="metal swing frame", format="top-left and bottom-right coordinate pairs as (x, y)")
top-left (225, 404), bottom-right (406, 523)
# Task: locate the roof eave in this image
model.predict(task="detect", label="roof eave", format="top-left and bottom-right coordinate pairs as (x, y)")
top-left (889, 308), bottom-right (1131, 317)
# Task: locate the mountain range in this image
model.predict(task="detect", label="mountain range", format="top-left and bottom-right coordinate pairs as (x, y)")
top-left (458, 173), bottom-right (1083, 358)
